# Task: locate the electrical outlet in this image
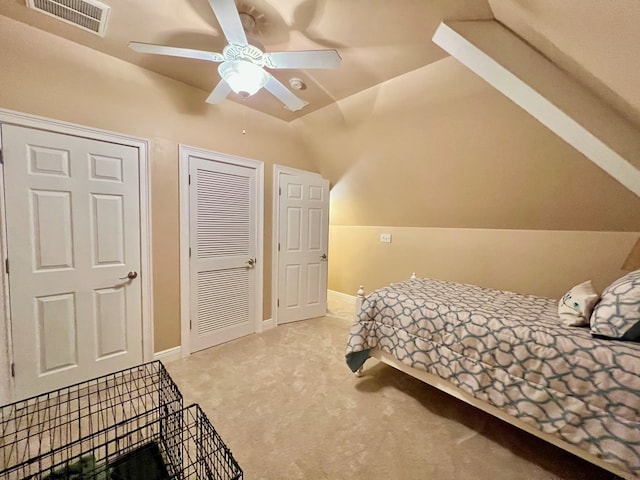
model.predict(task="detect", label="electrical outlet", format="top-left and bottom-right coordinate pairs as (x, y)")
top-left (380, 233), bottom-right (392, 243)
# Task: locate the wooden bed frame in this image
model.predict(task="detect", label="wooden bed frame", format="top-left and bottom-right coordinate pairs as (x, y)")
top-left (354, 279), bottom-right (634, 480)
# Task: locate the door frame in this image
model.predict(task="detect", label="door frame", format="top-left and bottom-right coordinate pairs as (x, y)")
top-left (271, 165), bottom-right (323, 327)
top-left (178, 145), bottom-right (264, 357)
top-left (0, 107), bottom-right (154, 405)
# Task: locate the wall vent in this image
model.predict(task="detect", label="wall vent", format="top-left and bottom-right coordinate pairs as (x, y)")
top-left (27, 0), bottom-right (110, 37)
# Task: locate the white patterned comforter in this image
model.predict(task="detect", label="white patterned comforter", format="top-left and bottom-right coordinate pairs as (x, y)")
top-left (345, 277), bottom-right (640, 477)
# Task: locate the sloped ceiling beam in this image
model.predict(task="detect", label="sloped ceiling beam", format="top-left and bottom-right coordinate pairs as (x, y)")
top-left (433, 20), bottom-right (640, 198)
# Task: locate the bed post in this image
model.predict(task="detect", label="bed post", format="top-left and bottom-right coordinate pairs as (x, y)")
top-left (355, 285), bottom-right (366, 377)
top-left (355, 285), bottom-right (365, 319)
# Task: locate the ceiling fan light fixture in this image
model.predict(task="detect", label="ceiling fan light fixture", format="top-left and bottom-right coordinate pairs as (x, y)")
top-left (218, 60), bottom-right (268, 98)
top-left (129, 0), bottom-right (341, 111)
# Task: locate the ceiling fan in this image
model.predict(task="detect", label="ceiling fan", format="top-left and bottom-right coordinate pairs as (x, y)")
top-left (128, 0), bottom-right (341, 112)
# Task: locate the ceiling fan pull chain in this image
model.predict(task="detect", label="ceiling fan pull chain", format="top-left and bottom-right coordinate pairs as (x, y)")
top-left (242, 101), bottom-right (247, 135)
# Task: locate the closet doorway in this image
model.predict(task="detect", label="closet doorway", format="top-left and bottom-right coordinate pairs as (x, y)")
top-left (179, 146), bottom-right (263, 355)
top-left (0, 110), bottom-right (152, 403)
top-left (273, 166), bottom-right (329, 325)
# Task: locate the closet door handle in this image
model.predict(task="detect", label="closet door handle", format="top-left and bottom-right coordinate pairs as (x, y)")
top-left (119, 271), bottom-right (138, 280)
top-left (321, 254), bottom-right (327, 260)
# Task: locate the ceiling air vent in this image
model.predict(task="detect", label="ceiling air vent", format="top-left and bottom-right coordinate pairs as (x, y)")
top-left (27, 0), bottom-right (110, 37)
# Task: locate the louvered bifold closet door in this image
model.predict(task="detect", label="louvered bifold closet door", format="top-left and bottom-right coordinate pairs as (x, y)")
top-left (189, 157), bottom-right (257, 352)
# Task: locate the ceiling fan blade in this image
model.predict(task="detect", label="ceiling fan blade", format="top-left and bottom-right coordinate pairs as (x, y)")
top-left (264, 50), bottom-right (342, 70)
top-left (129, 42), bottom-right (224, 62)
top-left (205, 79), bottom-right (232, 104)
top-left (263, 74), bottom-right (308, 112)
top-left (207, 0), bottom-right (248, 46)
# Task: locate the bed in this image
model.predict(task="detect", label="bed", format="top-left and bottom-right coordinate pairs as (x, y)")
top-left (345, 273), bottom-right (640, 480)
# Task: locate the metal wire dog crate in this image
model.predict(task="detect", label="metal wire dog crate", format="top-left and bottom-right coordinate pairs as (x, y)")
top-left (0, 361), bottom-right (242, 480)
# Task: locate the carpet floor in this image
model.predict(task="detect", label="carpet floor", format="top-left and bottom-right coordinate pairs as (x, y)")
top-left (165, 302), bottom-right (620, 480)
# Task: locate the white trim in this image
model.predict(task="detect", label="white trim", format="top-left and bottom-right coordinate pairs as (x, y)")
top-left (273, 165), bottom-right (322, 178)
top-left (179, 145), bottom-right (264, 358)
top-left (271, 165), bottom-right (323, 327)
top-left (0, 138), bottom-right (12, 406)
top-left (328, 289), bottom-right (356, 303)
top-left (178, 149), bottom-right (189, 356)
top-left (0, 107), bottom-right (154, 403)
top-left (327, 290), bottom-right (357, 323)
top-left (432, 21), bottom-right (640, 198)
top-left (153, 346), bottom-right (182, 364)
top-left (179, 147), bottom-right (190, 357)
top-left (258, 318), bottom-right (275, 332)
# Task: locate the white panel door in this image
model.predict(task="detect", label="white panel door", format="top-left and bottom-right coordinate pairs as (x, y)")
top-left (2, 124), bottom-right (142, 399)
top-left (278, 174), bottom-right (329, 324)
top-left (189, 157), bottom-right (257, 352)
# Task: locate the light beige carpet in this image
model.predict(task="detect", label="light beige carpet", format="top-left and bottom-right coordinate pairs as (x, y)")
top-left (165, 300), bottom-right (619, 480)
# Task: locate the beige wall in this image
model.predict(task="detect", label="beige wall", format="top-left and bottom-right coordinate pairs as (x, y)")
top-left (295, 57), bottom-right (640, 298)
top-left (0, 16), bottom-right (317, 351)
top-left (330, 226), bottom-right (638, 299)
top-left (2, 13), bottom-right (639, 354)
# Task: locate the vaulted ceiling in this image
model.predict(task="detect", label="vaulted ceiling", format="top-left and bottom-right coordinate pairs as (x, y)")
top-left (0, 0), bottom-right (638, 125)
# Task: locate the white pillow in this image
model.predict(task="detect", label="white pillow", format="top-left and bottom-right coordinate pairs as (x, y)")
top-left (558, 280), bottom-right (600, 327)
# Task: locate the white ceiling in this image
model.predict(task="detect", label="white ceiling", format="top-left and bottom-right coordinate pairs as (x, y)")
top-left (0, 0), bottom-right (638, 125)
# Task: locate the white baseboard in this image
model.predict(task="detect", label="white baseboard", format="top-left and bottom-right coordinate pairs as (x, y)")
top-left (328, 289), bottom-right (356, 302)
top-left (156, 319), bottom-right (274, 362)
top-left (259, 318), bottom-right (275, 332)
top-left (153, 346), bottom-right (182, 364)
top-left (327, 290), bottom-right (358, 322)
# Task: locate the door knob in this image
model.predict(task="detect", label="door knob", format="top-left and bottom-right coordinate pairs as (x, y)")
top-left (321, 254), bottom-right (327, 260)
top-left (246, 258), bottom-right (256, 269)
top-left (119, 271), bottom-right (138, 280)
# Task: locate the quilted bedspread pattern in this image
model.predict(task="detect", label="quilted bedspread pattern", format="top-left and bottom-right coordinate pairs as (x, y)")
top-left (345, 278), bottom-right (640, 477)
